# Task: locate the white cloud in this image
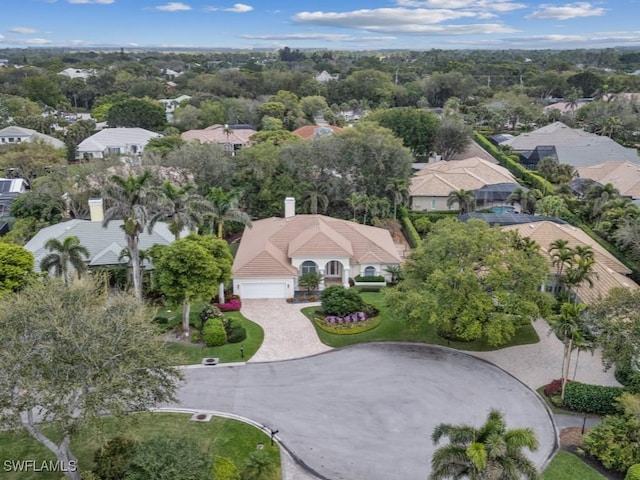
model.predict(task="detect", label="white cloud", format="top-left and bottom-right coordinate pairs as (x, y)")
top-left (395, 0), bottom-right (526, 12)
top-left (293, 8), bottom-right (478, 27)
top-left (526, 2), bottom-right (606, 20)
top-left (205, 3), bottom-right (253, 13)
top-left (10, 27), bottom-right (38, 34)
top-left (155, 2), bottom-right (191, 11)
top-left (0, 34), bottom-right (4, 40)
top-left (25, 38), bottom-right (53, 44)
top-left (68, 0), bottom-right (115, 4)
top-left (241, 33), bottom-right (395, 42)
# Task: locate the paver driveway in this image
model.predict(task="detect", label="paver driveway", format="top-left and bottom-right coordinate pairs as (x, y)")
top-left (171, 343), bottom-right (556, 480)
top-left (241, 299), bottom-right (331, 362)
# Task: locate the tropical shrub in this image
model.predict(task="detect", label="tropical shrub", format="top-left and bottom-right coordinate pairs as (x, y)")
top-left (218, 298), bottom-right (242, 312)
top-left (584, 414), bottom-right (640, 472)
top-left (240, 450), bottom-right (275, 480)
top-left (543, 379), bottom-right (564, 398)
top-left (298, 272), bottom-right (321, 291)
top-left (199, 304), bottom-right (222, 324)
top-left (203, 318), bottom-right (227, 347)
top-left (399, 207), bottom-right (420, 248)
top-left (627, 464), bottom-right (640, 480)
top-left (224, 317), bottom-right (247, 344)
top-left (212, 456), bottom-right (240, 480)
top-left (616, 365), bottom-right (640, 394)
top-left (563, 382), bottom-right (624, 415)
top-left (125, 437), bottom-right (212, 480)
top-left (320, 285), bottom-right (365, 317)
top-left (93, 436), bottom-right (137, 480)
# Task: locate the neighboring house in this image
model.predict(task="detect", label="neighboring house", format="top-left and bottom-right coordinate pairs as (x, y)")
top-left (315, 70), bottom-right (339, 83)
top-left (159, 94), bottom-right (191, 115)
top-left (76, 128), bottom-right (161, 161)
top-left (163, 68), bottom-right (183, 80)
top-left (0, 126), bottom-right (65, 149)
top-left (292, 125), bottom-right (343, 140)
top-left (181, 124), bottom-right (257, 155)
top-left (542, 101), bottom-right (589, 115)
top-left (0, 177), bottom-right (28, 235)
top-left (577, 161), bottom-right (640, 201)
top-left (409, 157), bottom-right (519, 211)
top-left (232, 198), bottom-right (402, 299)
top-left (502, 221), bottom-right (638, 304)
top-left (25, 200), bottom-right (176, 273)
top-left (58, 68), bottom-right (95, 80)
top-left (502, 122), bottom-right (640, 169)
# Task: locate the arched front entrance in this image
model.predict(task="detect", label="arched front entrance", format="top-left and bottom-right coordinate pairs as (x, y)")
top-left (324, 260), bottom-right (344, 287)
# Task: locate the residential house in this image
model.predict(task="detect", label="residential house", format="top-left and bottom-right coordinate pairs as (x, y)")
top-left (76, 128), bottom-right (161, 161)
top-left (181, 124), bottom-right (257, 155)
top-left (292, 125), bottom-right (343, 140)
top-left (232, 198), bottom-right (402, 299)
top-left (502, 122), bottom-right (639, 169)
top-left (0, 177), bottom-right (28, 235)
top-left (25, 199), bottom-right (177, 273)
top-left (409, 157), bottom-right (520, 211)
top-left (542, 101), bottom-right (589, 115)
top-left (315, 71), bottom-right (339, 83)
top-left (576, 161), bottom-right (640, 202)
top-left (502, 221), bottom-right (638, 304)
top-left (0, 126), bottom-right (65, 149)
top-left (0, 59), bottom-right (8, 68)
top-left (159, 94), bottom-right (191, 122)
top-left (58, 68), bottom-right (95, 80)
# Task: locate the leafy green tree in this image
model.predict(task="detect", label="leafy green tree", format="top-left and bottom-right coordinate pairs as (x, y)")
top-left (434, 118), bottom-right (472, 160)
top-left (430, 409), bottom-right (539, 480)
top-left (368, 107), bottom-right (440, 157)
top-left (151, 234), bottom-right (233, 335)
top-left (0, 140), bottom-right (66, 178)
top-left (106, 97), bottom-right (166, 130)
top-left (21, 75), bottom-right (65, 107)
top-left (145, 135), bottom-right (185, 157)
top-left (0, 278), bottom-right (182, 480)
top-left (447, 189), bottom-right (475, 214)
top-left (386, 219), bottom-right (549, 346)
top-left (39, 235), bottom-right (90, 285)
top-left (0, 243), bottom-right (34, 296)
top-left (584, 414), bottom-right (640, 473)
top-left (125, 437), bottom-right (212, 480)
top-left (102, 171), bottom-right (159, 299)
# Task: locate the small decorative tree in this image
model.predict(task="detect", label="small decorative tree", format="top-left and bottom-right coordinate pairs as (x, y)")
top-left (320, 285), bottom-right (365, 317)
top-left (298, 272), bottom-right (321, 292)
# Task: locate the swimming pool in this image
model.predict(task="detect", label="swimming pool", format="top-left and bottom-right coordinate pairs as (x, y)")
top-left (491, 205), bottom-right (516, 214)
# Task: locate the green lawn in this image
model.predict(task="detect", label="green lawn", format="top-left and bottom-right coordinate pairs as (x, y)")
top-left (303, 291), bottom-right (540, 351)
top-left (0, 413), bottom-right (280, 480)
top-left (157, 302), bottom-right (264, 364)
top-left (542, 451), bottom-right (605, 480)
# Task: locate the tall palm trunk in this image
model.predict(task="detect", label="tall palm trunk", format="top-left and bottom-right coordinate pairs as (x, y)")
top-left (217, 221), bottom-right (224, 239)
top-left (561, 336), bottom-right (573, 400)
top-left (128, 235), bottom-right (142, 300)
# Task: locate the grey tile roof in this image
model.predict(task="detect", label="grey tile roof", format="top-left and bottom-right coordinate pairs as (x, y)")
top-left (77, 128), bottom-right (161, 153)
top-left (25, 219), bottom-right (175, 272)
top-left (0, 126), bottom-right (65, 149)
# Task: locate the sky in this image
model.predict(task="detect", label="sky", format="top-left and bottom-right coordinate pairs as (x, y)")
top-left (0, 0), bottom-right (639, 51)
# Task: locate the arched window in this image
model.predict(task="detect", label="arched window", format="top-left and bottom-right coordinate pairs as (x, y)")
top-left (364, 266), bottom-right (376, 277)
top-left (301, 261), bottom-right (317, 274)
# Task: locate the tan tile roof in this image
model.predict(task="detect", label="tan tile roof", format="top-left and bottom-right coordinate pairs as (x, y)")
top-left (502, 221), bottom-right (638, 304)
top-left (410, 157), bottom-right (517, 197)
top-left (292, 125), bottom-right (344, 140)
top-left (233, 215), bottom-right (402, 278)
top-left (577, 161), bottom-right (640, 199)
top-left (181, 124), bottom-right (257, 145)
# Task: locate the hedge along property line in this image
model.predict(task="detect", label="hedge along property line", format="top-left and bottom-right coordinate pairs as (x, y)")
top-left (563, 382), bottom-right (625, 415)
top-left (474, 132), bottom-right (555, 194)
top-left (399, 206), bottom-right (421, 248)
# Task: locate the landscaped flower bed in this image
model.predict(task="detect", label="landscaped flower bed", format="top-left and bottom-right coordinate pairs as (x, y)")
top-left (217, 298), bottom-right (242, 311)
top-left (313, 310), bottom-right (381, 335)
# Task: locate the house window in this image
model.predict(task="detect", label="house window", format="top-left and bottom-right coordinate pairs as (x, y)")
top-left (326, 260), bottom-right (342, 277)
top-left (301, 261), bottom-right (317, 274)
top-left (364, 266), bottom-right (376, 277)
top-left (108, 147), bottom-right (121, 155)
top-left (431, 199), bottom-right (437, 210)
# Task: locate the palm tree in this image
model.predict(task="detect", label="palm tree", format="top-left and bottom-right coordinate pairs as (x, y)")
top-left (447, 189), bottom-right (475, 215)
top-left (585, 183), bottom-right (619, 228)
top-left (102, 171), bottom-right (158, 300)
top-left (430, 409), bottom-right (539, 480)
top-left (40, 236), bottom-right (90, 285)
top-left (549, 239), bottom-right (572, 280)
top-left (385, 179), bottom-right (409, 219)
top-left (206, 187), bottom-right (252, 239)
top-left (508, 187), bottom-right (538, 214)
top-left (302, 182), bottom-right (329, 215)
top-left (564, 254), bottom-right (598, 301)
top-left (149, 181), bottom-right (210, 240)
top-left (349, 192), bottom-right (365, 221)
top-left (548, 302), bottom-right (587, 400)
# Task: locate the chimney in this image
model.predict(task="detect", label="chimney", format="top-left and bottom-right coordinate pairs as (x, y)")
top-left (88, 198), bottom-right (104, 222)
top-left (284, 197), bottom-right (295, 219)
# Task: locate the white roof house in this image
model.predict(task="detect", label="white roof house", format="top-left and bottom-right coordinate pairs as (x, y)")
top-left (0, 126), bottom-right (65, 149)
top-left (58, 68), bottom-right (95, 80)
top-left (76, 128), bottom-right (161, 161)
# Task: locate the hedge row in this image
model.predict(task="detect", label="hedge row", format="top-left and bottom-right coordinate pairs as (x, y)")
top-left (563, 381), bottom-right (624, 415)
top-left (399, 206), bottom-right (421, 248)
top-left (474, 132), bottom-right (555, 194)
top-left (354, 275), bottom-right (386, 282)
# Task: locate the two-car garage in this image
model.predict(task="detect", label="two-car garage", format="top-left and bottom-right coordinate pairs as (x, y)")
top-left (233, 278), bottom-right (294, 299)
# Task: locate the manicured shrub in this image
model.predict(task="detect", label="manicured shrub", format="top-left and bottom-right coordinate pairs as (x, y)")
top-left (225, 318), bottom-right (247, 344)
top-left (213, 456), bottom-right (240, 480)
top-left (627, 464), bottom-right (640, 480)
top-left (353, 275), bottom-right (385, 282)
top-left (203, 318), bottom-right (227, 347)
top-left (563, 381), bottom-right (624, 415)
top-left (126, 437), bottom-right (212, 480)
top-left (584, 414), bottom-right (640, 473)
top-left (199, 304), bottom-right (222, 324)
top-left (93, 436), bottom-right (137, 480)
top-left (616, 365), bottom-right (640, 394)
top-left (399, 207), bottom-right (420, 248)
top-left (543, 379), bottom-right (564, 397)
top-left (320, 285), bottom-right (365, 317)
top-left (218, 298), bottom-right (242, 312)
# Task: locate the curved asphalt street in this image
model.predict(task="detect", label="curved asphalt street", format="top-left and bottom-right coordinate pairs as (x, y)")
top-left (169, 343), bottom-right (556, 480)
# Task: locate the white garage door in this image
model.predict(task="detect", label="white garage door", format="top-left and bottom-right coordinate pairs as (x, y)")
top-left (239, 282), bottom-right (287, 299)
